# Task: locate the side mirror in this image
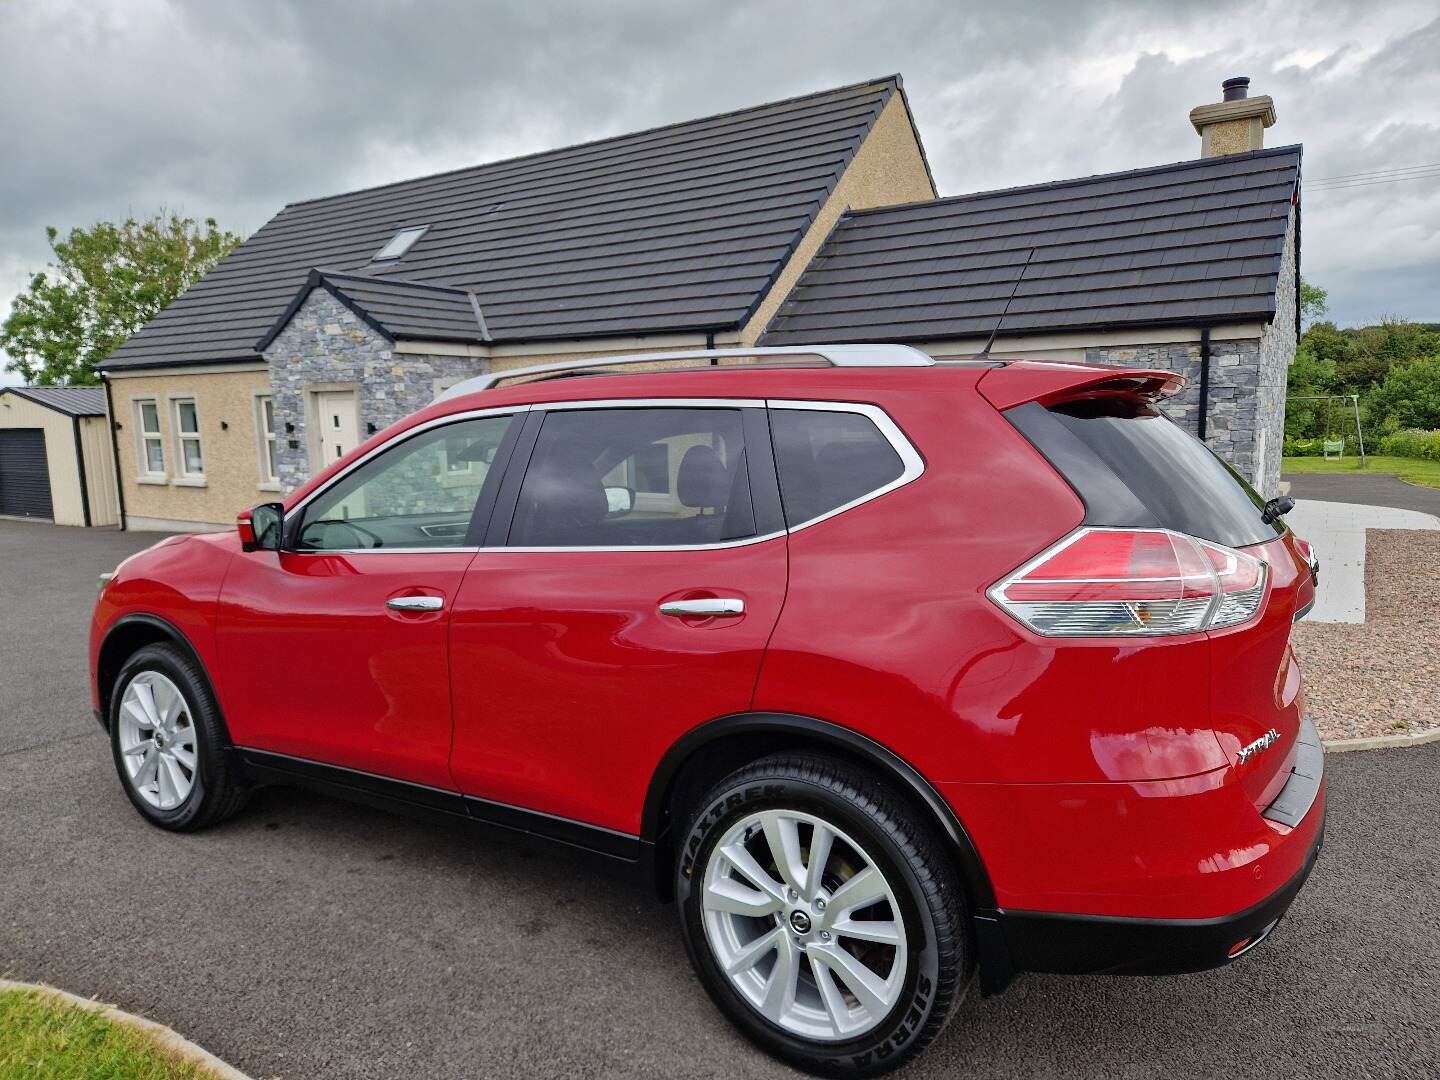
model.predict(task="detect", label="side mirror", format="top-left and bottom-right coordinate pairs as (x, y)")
top-left (604, 485), bottom-right (635, 516)
top-left (239, 502), bottom-right (285, 552)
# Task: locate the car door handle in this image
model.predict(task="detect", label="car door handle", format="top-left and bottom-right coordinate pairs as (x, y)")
top-left (658, 598), bottom-right (745, 618)
top-left (387, 596), bottom-right (444, 612)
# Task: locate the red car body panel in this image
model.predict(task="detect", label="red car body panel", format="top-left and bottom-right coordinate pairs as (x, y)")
top-left (90, 359), bottom-right (1325, 949)
top-left (448, 540), bottom-right (787, 832)
top-left (214, 550), bottom-right (474, 789)
top-left (90, 533), bottom-right (234, 715)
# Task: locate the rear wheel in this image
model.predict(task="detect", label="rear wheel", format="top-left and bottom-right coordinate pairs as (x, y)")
top-left (109, 643), bottom-right (248, 831)
top-left (675, 754), bottom-right (970, 1076)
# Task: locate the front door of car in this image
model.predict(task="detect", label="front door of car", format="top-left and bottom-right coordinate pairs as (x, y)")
top-left (448, 403), bottom-right (789, 835)
top-left (216, 410), bottom-right (519, 789)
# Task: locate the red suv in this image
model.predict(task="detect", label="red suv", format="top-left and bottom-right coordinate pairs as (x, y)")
top-left (91, 345), bottom-right (1324, 1076)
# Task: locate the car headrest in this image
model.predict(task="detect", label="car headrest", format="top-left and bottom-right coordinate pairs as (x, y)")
top-left (677, 445), bottom-right (728, 509)
top-left (521, 447), bottom-right (608, 542)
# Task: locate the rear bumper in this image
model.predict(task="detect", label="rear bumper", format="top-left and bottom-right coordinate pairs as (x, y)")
top-left (977, 799), bottom-right (1324, 989)
top-left (957, 718), bottom-right (1327, 993)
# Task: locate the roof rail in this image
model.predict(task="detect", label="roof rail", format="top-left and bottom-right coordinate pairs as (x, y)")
top-left (437, 344), bottom-right (934, 400)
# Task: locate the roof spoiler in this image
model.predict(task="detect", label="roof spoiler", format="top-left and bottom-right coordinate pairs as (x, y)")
top-left (978, 365), bottom-right (1186, 411)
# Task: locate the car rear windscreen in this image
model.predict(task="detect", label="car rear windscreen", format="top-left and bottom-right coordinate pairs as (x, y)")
top-left (1006, 399), bottom-right (1283, 548)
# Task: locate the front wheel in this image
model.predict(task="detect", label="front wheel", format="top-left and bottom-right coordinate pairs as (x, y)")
top-left (109, 643), bottom-right (249, 831)
top-left (675, 754), bottom-right (971, 1077)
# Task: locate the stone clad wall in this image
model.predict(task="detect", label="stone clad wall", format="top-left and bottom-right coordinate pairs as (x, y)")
top-left (1081, 211), bottom-right (1297, 498)
top-left (262, 288), bottom-right (486, 492)
top-left (1082, 337), bottom-right (1268, 492)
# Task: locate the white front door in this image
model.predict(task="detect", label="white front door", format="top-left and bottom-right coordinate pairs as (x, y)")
top-left (315, 391), bottom-right (360, 469)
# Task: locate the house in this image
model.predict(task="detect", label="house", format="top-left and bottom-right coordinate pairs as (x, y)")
top-left (96, 74), bottom-right (1298, 529)
top-left (763, 78), bottom-right (1297, 496)
top-left (0, 385), bottom-right (117, 526)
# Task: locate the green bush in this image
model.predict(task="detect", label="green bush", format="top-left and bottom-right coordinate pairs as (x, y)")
top-left (1377, 429), bottom-right (1440, 461)
top-left (1367, 355), bottom-right (1440, 433)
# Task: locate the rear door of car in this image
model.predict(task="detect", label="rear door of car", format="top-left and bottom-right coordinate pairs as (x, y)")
top-left (446, 400), bottom-right (788, 837)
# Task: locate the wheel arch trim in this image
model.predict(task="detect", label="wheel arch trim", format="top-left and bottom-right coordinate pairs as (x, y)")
top-left (641, 711), bottom-right (996, 910)
top-left (97, 613), bottom-right (227, 738)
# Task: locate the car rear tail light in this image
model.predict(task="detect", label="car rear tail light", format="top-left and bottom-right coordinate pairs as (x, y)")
top-left (988, 527), bottom-right (1268, 637)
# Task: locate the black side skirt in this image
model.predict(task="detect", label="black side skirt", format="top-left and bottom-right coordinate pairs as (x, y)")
top-left (234, 748), bottom-right (650, 868)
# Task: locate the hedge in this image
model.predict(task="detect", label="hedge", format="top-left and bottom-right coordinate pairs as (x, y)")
top-left (1376, 429), bottom-right (1440, 461)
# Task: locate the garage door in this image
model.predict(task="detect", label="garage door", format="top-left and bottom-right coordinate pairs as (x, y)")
top-left (0, 429), bottom-right (54, 519)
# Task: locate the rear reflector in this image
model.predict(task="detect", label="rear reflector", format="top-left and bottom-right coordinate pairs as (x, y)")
top-left (988, 527), bottom-right (1268, 637)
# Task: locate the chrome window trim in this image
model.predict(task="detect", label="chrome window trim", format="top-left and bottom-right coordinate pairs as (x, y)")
top-left (283, 397), bottom-right (924, 555)
top-left (498, 530), bottom-right (788, 555)
top-left (766, 399), bottom-right (926, 535)
top-left (296, 547), bottom-right (480, 556)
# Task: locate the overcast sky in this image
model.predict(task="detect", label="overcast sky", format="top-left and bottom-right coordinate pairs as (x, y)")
top-left (3, 0), bottom-right (1437, 381)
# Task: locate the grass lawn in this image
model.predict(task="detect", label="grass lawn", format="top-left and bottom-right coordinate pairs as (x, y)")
top-left (0, 989), bottom-right (220, 1080)
top-left (1282, 454), bottom-right (1440, 489)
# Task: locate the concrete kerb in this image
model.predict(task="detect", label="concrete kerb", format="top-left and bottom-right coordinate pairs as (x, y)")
top-left (0, 978), bottom-right (253, 1080)
top-left (1323, 728), bottom-right (1440, 754)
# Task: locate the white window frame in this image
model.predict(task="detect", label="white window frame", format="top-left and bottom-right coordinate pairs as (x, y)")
top-left (254, 392), bottom-right (282, 491)
top-left (132, 397), bottom-right (166, 483)
top-left (169, 394), bottom-right (206, 485)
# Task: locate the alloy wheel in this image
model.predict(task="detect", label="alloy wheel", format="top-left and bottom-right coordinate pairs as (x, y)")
top-left (117, 671), bottom-right (199, 811)
top-left (701, 809), bottom-right (908, 1041)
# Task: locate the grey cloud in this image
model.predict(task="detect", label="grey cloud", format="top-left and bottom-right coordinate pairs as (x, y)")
top-left (3, 0), bottom-right (1436, 380)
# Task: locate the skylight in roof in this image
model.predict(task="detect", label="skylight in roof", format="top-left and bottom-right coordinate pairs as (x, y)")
top-left (372, 225), bottom-right (428, 261)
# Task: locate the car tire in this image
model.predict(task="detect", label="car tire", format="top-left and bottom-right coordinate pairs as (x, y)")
top-left (109, 643), bottom-right (249, 831)
top-left (675, 753), bottom-right (970, 1077)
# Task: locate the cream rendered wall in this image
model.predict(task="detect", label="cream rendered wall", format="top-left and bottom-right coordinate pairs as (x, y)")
top-left (107, 366), bottom-right (274, 529)
top-left (486, 341), bottom-right (708, 376)
top-left (739, 94), bottom-right (936, 345)
top-left (79, 414), bottom-right (119, 526)
top-left (0, 393), bottom-right (89, 526)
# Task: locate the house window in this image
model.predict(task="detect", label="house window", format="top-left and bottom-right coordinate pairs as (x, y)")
top-left (170, 397), bottom-right (205, 480)
top-left (372, 225), bottom-right (428, 261)
top-left (255, 394), bottom-right (280, 486)
top-left (134, 399), bottom-right (165, 478)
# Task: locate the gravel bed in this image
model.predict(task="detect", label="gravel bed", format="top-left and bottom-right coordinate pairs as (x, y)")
top-left (1293, 529), bottom-right (1440, 741)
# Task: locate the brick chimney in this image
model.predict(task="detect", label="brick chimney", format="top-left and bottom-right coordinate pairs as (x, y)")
top-left (1189, 77), bottom-right (1276, 157)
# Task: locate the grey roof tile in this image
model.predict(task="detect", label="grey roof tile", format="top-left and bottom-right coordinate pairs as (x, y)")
top-left (762, 145), bottom-right (1301, 345)
top-left (102, 77), bottom-right (904, 369)
top-left (2, 385), bottom-right (107, 416)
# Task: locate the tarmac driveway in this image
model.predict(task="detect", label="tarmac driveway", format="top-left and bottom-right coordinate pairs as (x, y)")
top-left (2, 519), bottom-right (1436, 1079)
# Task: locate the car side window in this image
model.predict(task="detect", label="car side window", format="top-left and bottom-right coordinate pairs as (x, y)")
top-left (297, 414), bottom-right (513, 550)
top-left (770, 408), bottom-right (905, 527)
top-left (509, 408), bottom-right (755, 547)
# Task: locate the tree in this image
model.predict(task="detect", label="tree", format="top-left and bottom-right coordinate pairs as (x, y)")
top-left (1366, 356), bottom-right (1440, 433)
top-left (1, 212), bottom-right (241, 385)
top-left (1299, 280), bottom-right (1328, 329)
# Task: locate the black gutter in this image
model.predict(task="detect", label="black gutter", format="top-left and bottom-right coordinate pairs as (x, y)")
top-left (101, 376), bottom-right (127, 531)
top-left (1197, 327), bottom-right (1212, 443)
top-left (71, 414), bottom-right (92, 528)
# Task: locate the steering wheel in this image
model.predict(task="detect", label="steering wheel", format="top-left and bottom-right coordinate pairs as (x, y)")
top-left (301, 519), bottom-right (385, 550)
